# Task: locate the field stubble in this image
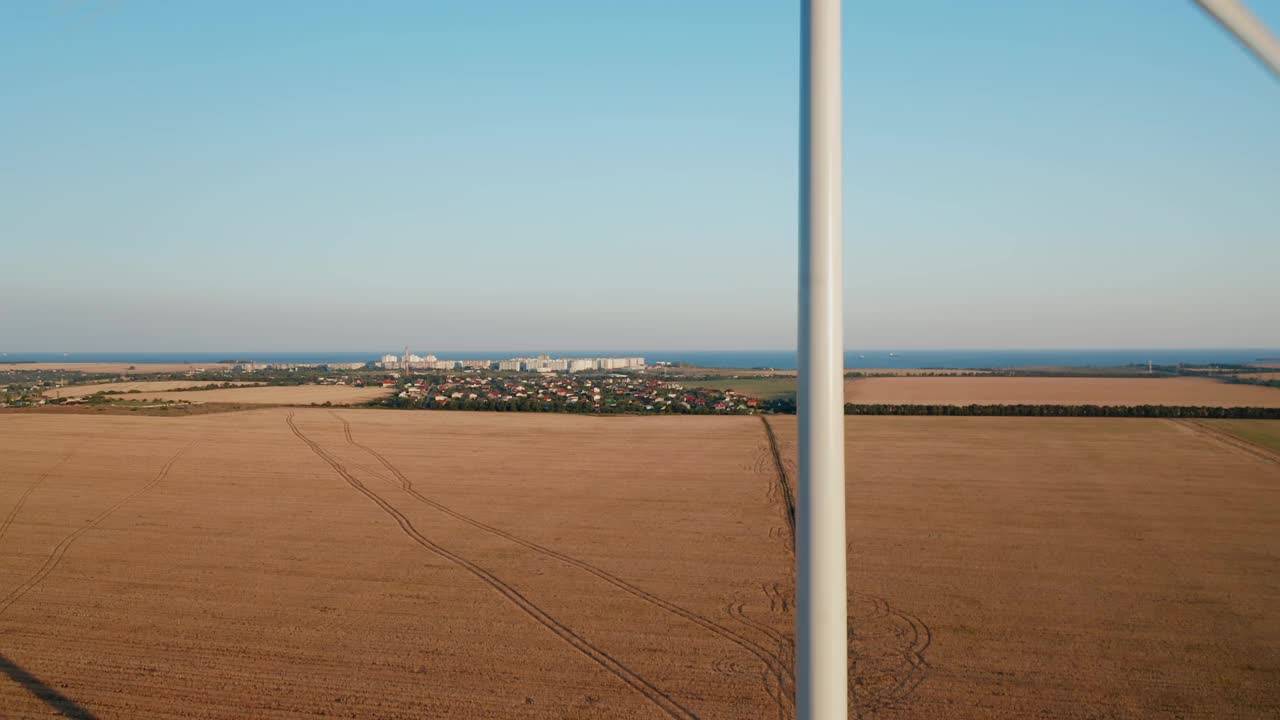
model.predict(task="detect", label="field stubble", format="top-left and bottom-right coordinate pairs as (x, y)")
top-left (113, 385), bottom-right (390, 405)
top-left (0, 410), bottom-right (1276, 718)
top-left (42, 380), bottom-right (259, 398)
top-left (767, 415), bottom-right (1280, 719)
top-left (844, 376), bottom-right (1280, 407)
top-left (0, 411), bottom-right (795, 719)
top-left (0, 363), bottom-right (233, 374)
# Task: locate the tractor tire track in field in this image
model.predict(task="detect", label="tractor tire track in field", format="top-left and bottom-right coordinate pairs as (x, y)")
top-left (285, 412), bottom-right (699, 720)
top-left (753, 417), bottom-right (801, 718)
top-left (727, 591), bottom-right (793, 717)
top-left (0, 453), bottom-right (74, 545)
top-left (0, 443), bottom-right (194, 618)
top-left (758, 417), bottom-right (795, 548)
top-left (349, 452), bottom-right (792, 719)
top-left (328, 411), bottom-right (794, 719)
top-left (1175, 419), bottom-right (1280, 466)
top-left (846, 586), bottom-right (932, 718)
top-left (757, 416), bottom-right (932, 718)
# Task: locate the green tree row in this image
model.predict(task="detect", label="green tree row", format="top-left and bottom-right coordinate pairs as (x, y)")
top-left (841, 403), bottom-right (1280, 419)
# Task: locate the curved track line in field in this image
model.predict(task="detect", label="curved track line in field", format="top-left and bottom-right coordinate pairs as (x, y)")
top-left (725, 597), bottom-right (793, 720)
top-left (285, 413), bottom-right (698, 720)
top-left (347, 463), bottom-right (798, 720)
top-left (0, 443), bottom-right (193, 617)
top-left (0, 453), bottom-right (74, 545)
top-left (328, 411), bottom-right (796, 714)
top-left (846, 587), bottom-right (932, 718)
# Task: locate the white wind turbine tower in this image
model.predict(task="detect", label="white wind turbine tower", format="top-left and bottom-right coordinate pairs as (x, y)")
top-left (794, 1), bottom-right (1278, 718)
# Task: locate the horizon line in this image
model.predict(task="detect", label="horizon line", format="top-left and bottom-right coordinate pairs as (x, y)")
top-left (4, 347), bottom-right (1280, 355)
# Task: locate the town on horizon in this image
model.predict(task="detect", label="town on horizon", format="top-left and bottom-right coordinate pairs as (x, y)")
top-left (379, 352), bottom-right (647, 374)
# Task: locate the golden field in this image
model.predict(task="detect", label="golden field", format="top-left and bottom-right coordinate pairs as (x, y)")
top-left (0, 410), bottom-right (1276, 718)
top-left (111, 385), bottom-right (390, 405)
top-left (844, 375), bottom-right (1280, 406)
top-left (767, 415), bottom-right (1280, 719)
top-left (0, 411), bottom-right (793, 719)
top-left (42, 380), bottom-right (259, 398)
top-left (0, 363), bottom-right (233, 374)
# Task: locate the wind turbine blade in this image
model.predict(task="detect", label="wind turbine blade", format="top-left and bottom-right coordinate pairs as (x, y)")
top-left (1193, 0), bottom-right (1280, 78)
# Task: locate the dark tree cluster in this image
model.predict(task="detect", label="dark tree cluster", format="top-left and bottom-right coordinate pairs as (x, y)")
top-left (842, 403), bottom-right (1280, 419)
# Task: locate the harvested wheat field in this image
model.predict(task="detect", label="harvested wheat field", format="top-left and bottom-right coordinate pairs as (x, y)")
top-left (0, 410), bottom-right (795, 719)
top-left (2, 410), bottom-right (1277, 718)
top-left (0, 362), bottom-right (233, 374)
top-left (117, 384), bottom-right (390, 405)
top-left (766, 415), bottom-right (1280, 719)
top-left (844, 375), bottom-right (1280, 406)
top-left (43, 380), bottom-right (259, 398)
top-left (1233, 372), bottom-right (1280, 381)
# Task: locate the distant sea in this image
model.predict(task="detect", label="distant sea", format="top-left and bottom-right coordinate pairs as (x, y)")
top-left (3, 349), bottom-right (1278, 370)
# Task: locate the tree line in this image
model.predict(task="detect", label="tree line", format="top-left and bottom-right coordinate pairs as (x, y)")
top-left (841, 403), bottom-right (1280, 419)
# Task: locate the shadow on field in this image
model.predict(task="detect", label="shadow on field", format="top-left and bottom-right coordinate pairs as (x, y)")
top-left (0, 652), bottom-right (98, 719)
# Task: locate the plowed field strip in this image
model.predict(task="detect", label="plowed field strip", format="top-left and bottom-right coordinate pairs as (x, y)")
top-left (0, 453), bottom-right (73, 545)
top-left (758, 417), bottom-right (795, 546)
top-left (285, 412), bottom-right (699, 720)
top-left (331, 411), bottom-right (795, 715)
top-left (0, 442), bottom-right (194, 617)
top-left (755, 417), bottom-right (800, 718)
top-left (1177, 420), bottom-right (1280, 466)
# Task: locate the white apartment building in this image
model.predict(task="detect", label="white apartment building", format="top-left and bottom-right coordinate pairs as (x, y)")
top-left (375, 353), bottom-right (644, 373)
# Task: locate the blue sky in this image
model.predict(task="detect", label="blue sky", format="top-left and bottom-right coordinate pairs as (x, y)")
top-left (2, 0), bottom-right (1277, 351)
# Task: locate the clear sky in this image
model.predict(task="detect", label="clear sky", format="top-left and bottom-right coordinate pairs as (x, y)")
top-left (3, 1), bottom-right (1277, 351)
